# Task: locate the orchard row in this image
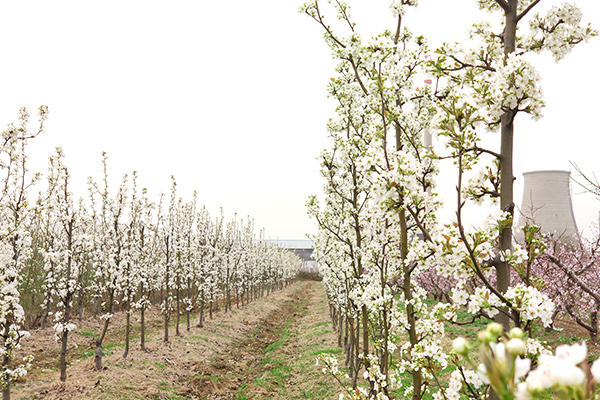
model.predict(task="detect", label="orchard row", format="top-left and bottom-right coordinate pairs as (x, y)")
top-left (0, 108), bottom-right (301, 398)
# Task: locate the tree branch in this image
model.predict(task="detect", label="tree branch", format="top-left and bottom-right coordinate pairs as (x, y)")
top-left (517, 0), bottom-right (542, 23)
top-left (494, 0), bottom-right (510, 12)
top-left (546, 253), bottom-right (600, 305)
top-left (393, 14), bottom-right (402, 45)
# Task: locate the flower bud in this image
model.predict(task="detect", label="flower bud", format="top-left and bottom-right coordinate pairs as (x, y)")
top-left (506, 338), bottom-right (525, 355)
top-left (452, 337), bottom-right (469, 355)
top-left (509, 327), bottom-right (524, 339)
top-left (487, 322), bottom-right (503, 337)
top-left (591, 359), bottom-right (600, 383)
top-left (478, 330), bottom-right (492, 344)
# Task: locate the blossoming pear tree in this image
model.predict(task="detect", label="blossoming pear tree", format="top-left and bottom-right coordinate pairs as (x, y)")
top-left (41, 148), bottom-right (92, 381)
top-left (0, 106), bottom-right (47, 400)
top-left (304, 0), bottom-right (596, 399)
top-left (131, 185), bottom-right (156, 352)
top-left (121, 171), bottom-right (145, 358)
top-left (158, 177), bottom-right (177, 342)
top-left (430, 0), bottom-right (596, 330)
top-left (87, 153), bottom-right (131, 370)
top-left (303, 1), bottom-right (449, 397)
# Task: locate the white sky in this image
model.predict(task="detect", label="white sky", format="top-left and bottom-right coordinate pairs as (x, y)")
top-left (0, 1), bottom-right (599, 239)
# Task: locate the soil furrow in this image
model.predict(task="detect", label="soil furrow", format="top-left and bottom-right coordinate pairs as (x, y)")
top-left (187, 283), bottom-right (311, 399)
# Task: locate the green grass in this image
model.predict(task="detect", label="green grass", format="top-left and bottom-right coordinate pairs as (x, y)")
top-left (310, 347), bottom-right (343, 357)
top-left (157, 381), bottom-right (179, 391)
top-left (80, 329), bottom-right (98, 338)
top-left (299, 381), bottom-right (338, 398)
top-left (311, 321), bottom-right (330, 328)
top-left (234, 383), bottom-right (249, 400)
top-left (106, 360), bottom-right (133, 369)
top-left (79, 340), bottom-right (123, 360)
top-left (187, 334), bottom-right (209, 342)
top-left (305, 328), bottom-right (332, 338)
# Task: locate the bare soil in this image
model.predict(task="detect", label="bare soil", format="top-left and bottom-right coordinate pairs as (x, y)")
top-left (12, 279), bottom-right (600, 400)
top-left (11, 280), bottom-right (341, 400)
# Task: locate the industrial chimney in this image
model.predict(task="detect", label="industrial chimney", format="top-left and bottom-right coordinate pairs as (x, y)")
top-left (517, 170), bottom-right (579, 239)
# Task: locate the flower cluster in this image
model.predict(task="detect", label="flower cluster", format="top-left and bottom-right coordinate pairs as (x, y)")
top-left (453, 323), bottom-right (600, 400)
top-left (524, 3), bottom-right (598, 61)
top-left (504, 285), bottom-right (554, 328)
top-left (486, 54), bottom-right (545, 122)
top-left (518, 342), bottom-right (589, 399)
top-left (389, 0), bottom-right (418, 17)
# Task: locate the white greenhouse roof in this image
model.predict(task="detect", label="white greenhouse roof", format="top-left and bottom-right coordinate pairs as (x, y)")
top-left (269, 239), bottom-right (314, 249)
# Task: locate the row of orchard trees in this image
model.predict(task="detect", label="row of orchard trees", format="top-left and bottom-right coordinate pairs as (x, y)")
top-left (0, 112), bottom-right (300, 399)
top-left (303, 1), bottom-right (595, 399)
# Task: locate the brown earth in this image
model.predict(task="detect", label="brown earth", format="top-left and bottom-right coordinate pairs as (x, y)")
top-left (16, 278), bottom-right (593, 400)
top-left (11, 280), bottom-right (342, 400)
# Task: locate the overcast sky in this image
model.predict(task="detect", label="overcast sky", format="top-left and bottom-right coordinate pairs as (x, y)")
top-left (1, 1), bottom-right (599, 240)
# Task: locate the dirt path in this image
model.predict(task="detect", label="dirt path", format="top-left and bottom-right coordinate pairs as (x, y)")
top-left (186, 280), bottom-right (341, 399)
top-left (12, 280), bottom-right (342, 400)
top-left (188, 284), bottom-right (310, 398)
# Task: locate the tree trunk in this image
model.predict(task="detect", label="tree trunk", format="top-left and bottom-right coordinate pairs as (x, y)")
top-left (40, 302), bottom-right (50, 330)
top-left (164, 296), bottom-right (169, 343)
top-left (164, 240), bottom-right (170, 342)
top-left (95, 290), bottom-right (114, 371)
top-left (199, 299), bottom-right (205, 328)
top-left (140, 303), bottom-right (146, 351)
top-left (94, 342), bottom-right (103, 371)
top-left (337, 313), bottom-right (343, 348)
top-left (175, 285), bottom-right (180, 337)
top-left (186, 279), bottom-right (191, 332)
top-left (227, 283), bottom-right (232, 312)
top-left (78, 286), bottom-right (84, 322)
top-left (591, 311), bottom-right (598, 344)
top-left (197, 288), bottom-right (205, 328)
top-left (59, 294), bottom-right (73, 381)
top-left (3, 349), bottom-right (10, 400)
top-left (495, 0), bottom-right (518, 332)
top-left (59, 330), bottom-right (69, 382)
top-left (123, 308), bottom-right (130, 358)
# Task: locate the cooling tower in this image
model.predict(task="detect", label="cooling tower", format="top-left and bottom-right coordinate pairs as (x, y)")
top-left (517, 170), bottom-right (579, 239)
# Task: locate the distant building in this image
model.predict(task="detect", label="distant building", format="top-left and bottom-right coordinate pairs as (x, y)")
top-left (271, 239), bottom-right (319, 274)
top-left (517, 170), bottom-right (579, 240)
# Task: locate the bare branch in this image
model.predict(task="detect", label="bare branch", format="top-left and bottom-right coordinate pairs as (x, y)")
top-left (571, 161), bottom-right (600, 198)
top-left (474, 146), bottom-right (502, 159)
top-left (546, 253), bottom-right (600, 305)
